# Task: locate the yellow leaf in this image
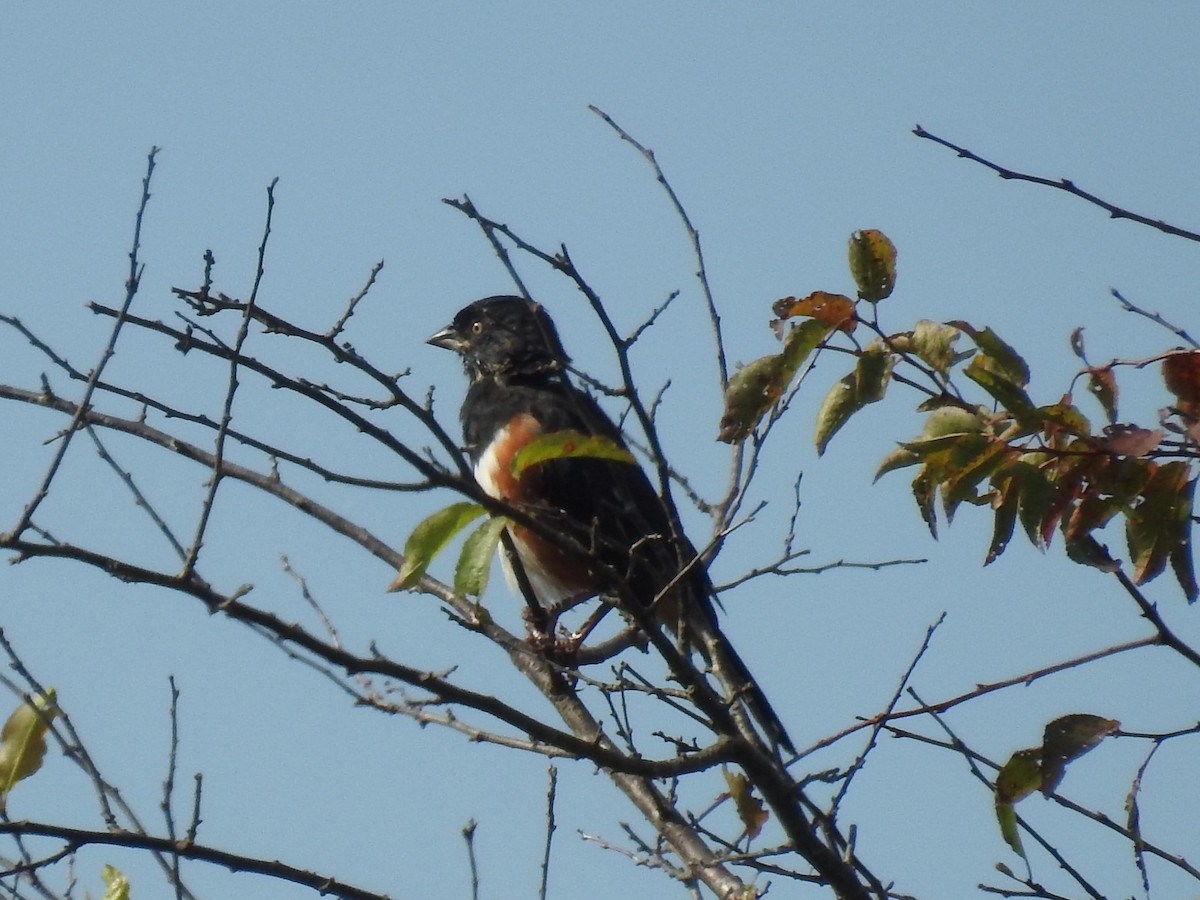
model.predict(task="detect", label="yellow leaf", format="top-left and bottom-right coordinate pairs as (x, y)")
top-left (0, 690), bottom-right (57, 809)
top-left (722, 768), bottom-right (768, 840)
top-left (995, 801), bottom-right (1024, 859)
top-left (102, 864), bottom-right (131, 900)
top-left (996, 748), bottom-right (1042, 804)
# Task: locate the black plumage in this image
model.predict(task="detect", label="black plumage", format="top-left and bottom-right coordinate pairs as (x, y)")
top-left (429, 295), bottom-right (793, 754)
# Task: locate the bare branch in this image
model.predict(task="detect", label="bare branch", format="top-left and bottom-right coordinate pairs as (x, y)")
top-left (0, 821), bottom-right (393, 900)
top-left (913, 126), bottom-right (1200, 243)
top-left (4, 147), bottom-right (159, 540)
top-left (1111, 288), bottom-right (1200, 349)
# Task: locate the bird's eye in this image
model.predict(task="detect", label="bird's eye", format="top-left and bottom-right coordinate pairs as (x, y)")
top-left (470, 320), bottom-right (484, 335)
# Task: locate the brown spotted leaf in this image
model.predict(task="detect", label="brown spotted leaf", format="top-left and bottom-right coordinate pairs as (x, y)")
top-left (912, 469), bottom-right (938, 539)
top-left (719, 319), bottom-right (835, 443)
top-left (1087, 366), bottom-right (1118, 422)
top-left (718, 355), bottom-right (789, 443)
top-left (848, 229), bottom-right (897, 302)
top-left (1041, 714), bottom-right (1120, 795)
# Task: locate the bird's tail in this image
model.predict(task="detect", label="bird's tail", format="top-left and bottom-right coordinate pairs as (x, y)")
top-left (688, 606), bottom-right (795, 756)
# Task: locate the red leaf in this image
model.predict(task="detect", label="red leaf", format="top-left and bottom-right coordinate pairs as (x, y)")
top-left (1163, 350), bottom-right (1200, 415)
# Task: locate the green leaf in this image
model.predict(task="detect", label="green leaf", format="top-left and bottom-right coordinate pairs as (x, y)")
top-left (964, 358), bottom-right (1038, 424)
top-left (1171, 528), bottom-right (1198, 603)
top-left (455, 515), bottom-right (510, 598)
top-left (909, 319), bottom-right (960, 375)
top-left (996, 747), bottom-right (1042, 804)
top-left (921, 406), bottom-right (986, 439)
top-left (814, 347), bottom-right (895, 455)
top-left (995, 802), bottom-right (1023, 859)
top-left (1170, 475), bottom-right (1198, 602)
top-left (951, 323), bottom-right (1030, 387)
top-left (847, 229), bottom-right (897, 302)
top-left (1002, 458), bottom-right (1052, 550)
top-left (390, 502), bottom-right (487, 592)
top-left (875, 445), bottom-right (920, 481)
top-left (856, 346), bottom-right (894, 402)
top-left (511, 430), bottom-right (635, 477)
top-left (781, 317), bottom-right (838, 371)
top-left (1037, 400), bottom-right (1092, 439)
top-left (102, 865), bottom-right (131, 900)
top-left (943, 438), bottom-right (1010, 511)
top-left (995, 747), bottom-right (1041, 858)
top-left (1041, 714), bottom-right (1120, 795)
top-left (0, 690), bottom-right (57, 810)
top-left (815, 374), bottom-right (859, 457)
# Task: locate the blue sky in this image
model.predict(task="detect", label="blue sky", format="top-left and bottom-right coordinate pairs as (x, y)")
top-left (3, 4), bottom-right (1200, 898)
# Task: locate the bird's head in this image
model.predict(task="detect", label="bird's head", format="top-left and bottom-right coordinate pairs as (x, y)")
top-left (428, 295), bottom-right (570, 381)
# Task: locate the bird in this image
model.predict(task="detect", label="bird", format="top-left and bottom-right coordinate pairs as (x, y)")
top-left (428, 295), bottom-right (794, 754)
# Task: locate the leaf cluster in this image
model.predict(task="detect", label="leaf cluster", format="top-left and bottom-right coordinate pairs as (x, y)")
top-left (722, 228), bottom-right (1199, 602)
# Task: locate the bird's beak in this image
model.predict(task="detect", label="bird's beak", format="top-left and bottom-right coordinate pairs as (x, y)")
top-left (426, 325), bottom-right (465, 352)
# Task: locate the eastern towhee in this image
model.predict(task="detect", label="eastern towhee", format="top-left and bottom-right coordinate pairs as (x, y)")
top-left (428, 295), bottom-right (793, 754)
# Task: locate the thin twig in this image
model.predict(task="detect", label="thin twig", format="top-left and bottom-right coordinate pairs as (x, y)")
top-left (329, 259), bottom-right (384, 339)
top-left (462, 819), bottom-right (479, 900)
top-left (161, 677), bottom-right (184, 900)
top-left (3, 147), bottom-right (159, 540)
top-left (827, 613), bottom-right (945, 817)
top-left (182, 177), bottom-right (278, 576)
top-left (1110, 288), bottom-right (1200, 348)
top-left (0, 821), bottom-right (391, 900)
top-left (86, 425), bottom-right (187, 562)
top-left (589, 106), bottom-right (728, 387)
top-left (538, 767), bottom-right (558, 900)
top-left (914, 126), bottom-right (1200, 244)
